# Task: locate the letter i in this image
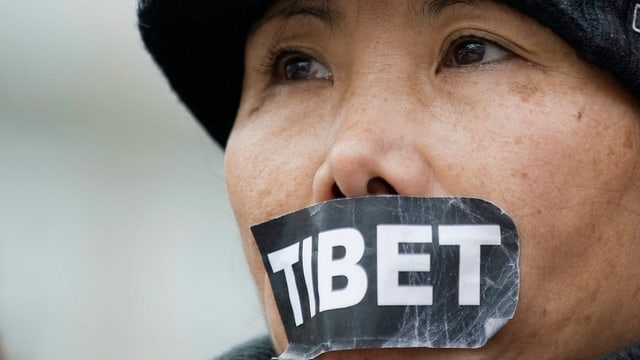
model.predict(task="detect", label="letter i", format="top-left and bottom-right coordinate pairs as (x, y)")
top-left (302, 237), bottom-right (317, 318)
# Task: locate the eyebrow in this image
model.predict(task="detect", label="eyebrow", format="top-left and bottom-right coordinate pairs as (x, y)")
top-left (255, 0), bottom-right (480, 32)
top-left (258, 0), bottom-right (338, 27)
top-left (424, 0), bottom-right (479, 18)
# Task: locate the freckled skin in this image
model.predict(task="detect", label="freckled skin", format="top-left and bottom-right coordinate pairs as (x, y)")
top-left (224, 1), bottom-right (640, 359)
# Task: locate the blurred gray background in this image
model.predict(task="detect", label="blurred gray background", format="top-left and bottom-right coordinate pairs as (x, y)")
top-left (0, 0), bottom-right (267, 359)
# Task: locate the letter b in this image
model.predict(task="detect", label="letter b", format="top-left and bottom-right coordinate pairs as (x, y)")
top-left (317, 228), bottom-right (368, 313)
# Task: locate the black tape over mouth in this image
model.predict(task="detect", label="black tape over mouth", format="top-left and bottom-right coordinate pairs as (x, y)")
top-left (251, 196), bottom-right (520, 360)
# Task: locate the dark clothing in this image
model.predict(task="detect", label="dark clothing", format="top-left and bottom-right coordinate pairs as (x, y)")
top-left (214, 336), bottom-right (275, 360)
top-left (603, 342), bottom-right (640, 360)
top-left (215, 336), bottom-right (640, 360)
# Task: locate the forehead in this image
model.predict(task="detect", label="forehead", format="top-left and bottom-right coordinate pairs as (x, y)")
top-left (247, 0), bottom-right (529, 59)
top-left (266, 0), bottom-right (481, 15)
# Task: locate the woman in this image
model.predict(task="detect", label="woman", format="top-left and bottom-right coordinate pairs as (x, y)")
top-left (139, 1), bottom-right (640, 359)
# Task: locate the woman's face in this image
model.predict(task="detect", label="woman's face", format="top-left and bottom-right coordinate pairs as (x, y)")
top-left (225, 0), bottom-right (640, 358)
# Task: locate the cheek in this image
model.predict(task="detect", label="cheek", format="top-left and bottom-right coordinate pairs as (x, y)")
top-left (433, 68), bottom-right (640, 292)
top-left (463, 74), bottom-right (640, 328)
top-left (496, 87), bottom-right (638, 231)
top-left (224, 98), bottom-right (329, 286)
top-left (225, 128), bottom-right (319, 228)
top-left (226, 96), bottom-right (325, 220)
top-left (440, 70), bottom-right (639, 222)
top-left (225, 100), bottom-right (333, 352)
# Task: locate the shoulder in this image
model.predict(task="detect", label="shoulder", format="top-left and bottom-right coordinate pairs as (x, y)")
top-left (211, 337), bottom-right (640, 360)
top-left (599, 342), bottom-right (640, 360)
top-left (213, 336), bottom-right (276, 360)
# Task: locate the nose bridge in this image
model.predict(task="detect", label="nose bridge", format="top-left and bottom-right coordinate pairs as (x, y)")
top-left (336, 2), bottom-right (421, 132)
top-left (336, 57), bottom-right (415, 138)
top-left (337, 84), bottom-right (392, 141)
top-left (311, 58), bottom-right (436, 201)
top-left (329, 74), bottom-right (400, 172)
top-left (340, 17), bottom-right (426, 129)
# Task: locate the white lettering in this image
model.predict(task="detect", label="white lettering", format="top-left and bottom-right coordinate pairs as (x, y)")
top-left (377, 225), bottom-right (433, 306)
top-left (317, 228), bottom-right (368, 312)
top-left (302, 236), bottom-right (317, 318)
top-left (266, 224), bottom-right (504, 325)
top-left (439, 225), bottom-right (501, 306)
top-left (267, 242), bottom-right (304, 326)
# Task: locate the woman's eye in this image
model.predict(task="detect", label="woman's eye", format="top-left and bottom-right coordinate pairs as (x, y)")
top-left (443, 37), bottom-right (513, 68)
top-left (275, 53), bottom-right (332, 82)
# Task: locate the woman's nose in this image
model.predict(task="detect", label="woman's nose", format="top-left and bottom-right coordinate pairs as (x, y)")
top-left (311, 85), bottom-right (441, 202)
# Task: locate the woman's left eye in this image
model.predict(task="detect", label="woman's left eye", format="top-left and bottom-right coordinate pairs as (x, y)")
top-left (442, 37), bottom-right (513, 68)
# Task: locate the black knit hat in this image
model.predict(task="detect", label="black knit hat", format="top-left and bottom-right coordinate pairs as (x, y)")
top-left (138, 0), bottom-right (640, 147)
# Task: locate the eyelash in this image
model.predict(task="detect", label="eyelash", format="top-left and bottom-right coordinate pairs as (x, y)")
top-left (438, 32), bottom-right (514, 69)
top-left (259, 35), bottom-right (514, 82)
top-left (259, 44), bottom-right (307, 77)
top-left (260, 45), bottom-right (286, 75)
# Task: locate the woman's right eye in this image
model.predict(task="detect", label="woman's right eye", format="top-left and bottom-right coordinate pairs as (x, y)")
top-left (273, 52), bottom-right (332, 82)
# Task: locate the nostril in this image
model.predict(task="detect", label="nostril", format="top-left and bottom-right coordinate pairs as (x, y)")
top-left (366, 177), bottom-right (397, 195)
top-left (332, 183), bottom-right (346, 199)
top-left (331, 177), bottom-right (397, 198)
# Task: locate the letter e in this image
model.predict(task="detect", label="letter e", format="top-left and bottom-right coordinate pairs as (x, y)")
top-left (377, 225), bottom-right (433, 306)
